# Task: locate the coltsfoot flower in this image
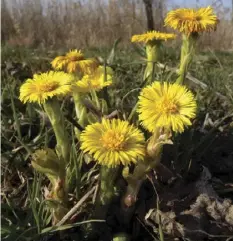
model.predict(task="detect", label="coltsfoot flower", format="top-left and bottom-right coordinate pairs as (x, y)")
top-left (132, 31), bottom-right (176, 83)
top-left (131, 31), bottom-right (176, 44)
top-left (80, 118), bottom-right (145, 167)
top-left (138, 81), bottom-right (197, 133)
top-left (51, 49), bottom-right (99, 74)
top-left (165, 6), bottom-right (218, 35)
top-left (73, 66), bottom-right (113, 93)
top-left (19, 71), bottom-right (73, 104)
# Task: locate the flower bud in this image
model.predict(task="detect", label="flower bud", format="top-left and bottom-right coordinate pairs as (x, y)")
top-left (31, 148), bottom-right (63, 184)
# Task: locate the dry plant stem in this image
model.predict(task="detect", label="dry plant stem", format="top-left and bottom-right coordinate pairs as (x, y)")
top-left (176, 33), bottom-right (197, 85)
top-left (82, 99), bottom-right (102, 120)
top-left (56, 186), bottom-right (96, 226)
top-left (144, 41), bottom-right (161, 83)
top-left (43, 99), bottom-right (70, 165)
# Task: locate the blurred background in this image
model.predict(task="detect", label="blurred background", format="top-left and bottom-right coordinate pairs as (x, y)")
top-left (2, 0), bottom-right (233, 49)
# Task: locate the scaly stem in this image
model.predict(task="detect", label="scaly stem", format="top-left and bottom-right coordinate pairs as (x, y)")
top-left (93, 166), bottom-right (119, 218)
top-left (176, 33), bottom-right (198, 85)
top-left (98, 166), bottom-right (119, 205)
top-left (85, 166), bottom-right (119, 238)
top-left (52, 177), bottom-right (69, 225)
top-left (123, 130), bottom-right (172, 207)
top-left (144, 41), bottom-right (162, 84)
top-left (123, 153), bottom-right (162, 207)
top-left (73, 93), bottom-right (85, 122)
top-left (73, 93), bottom-right (88, 139)
top-left (43, 99), bottom-right (70, 166)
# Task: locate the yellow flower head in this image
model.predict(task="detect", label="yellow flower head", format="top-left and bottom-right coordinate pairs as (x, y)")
top-left (138, 81), bottom-right (197, 133)
top-left (19, 71), bottom-right (73, 104)
top-left (80, 118), bottom-right (145, 167)
top-left (164, 6), bottom-right (218, 35)
top-left (51, 49), bottom-right (99, 74)
top-left (73, 66), bottom-right (113, 93)
top-left (131, 31), bottom-right (176, 44)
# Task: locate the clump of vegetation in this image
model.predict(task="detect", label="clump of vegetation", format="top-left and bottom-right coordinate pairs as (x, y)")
top-left (1, 5), bottom-right (233, 241)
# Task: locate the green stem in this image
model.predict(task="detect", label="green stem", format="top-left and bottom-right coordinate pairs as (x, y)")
top-left (144, 41), bottom-right (162, 84)
top-left (113, 233), bottom-right (131, 241)
top-left (91, 90), bottom-right (100, 110)
top-left (123, 131), bottom-right (167, 207)
top-left (123, 154), bottom-right (162, 207)
top-left (43, 99), bottom-right (70, 166)
top-left (73, 92), bottom-right (88, 127)
top-left (128, 102), bottom-right (138, 121)
top-left (85, 166), bottom-right (119, 238)
top-left (176, 33), bottom-right (198, 85)
top-left (98, 166), bottom-right (119, 205)
top-left (73, 93), bottom-right (83, 120)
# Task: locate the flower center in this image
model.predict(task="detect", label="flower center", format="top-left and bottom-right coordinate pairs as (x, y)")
top-left (180, 12), bottom-right (201, 22)
top-left (160, 99), bottom-right (179, 114)
top-left (195, 16), bottom-right (202, 21)
top-left (91, 80), bottom-right (100, 89)
top-left (69, 53), bottom-right (84, 62)
top-left (101, 130), bottom-right (125, 151)
top-left (39, 82), bottom-right (59, 92)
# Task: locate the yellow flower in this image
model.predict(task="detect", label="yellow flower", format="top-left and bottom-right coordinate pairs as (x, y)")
top-left (131, 31), bottom-right (176, 44)
top-left (138, 81), bottom-right (197, 133)
top-left (164, 6), bottom-right (218, 35)
top-left (19, 71), bottom-right (73, 104)
top-left (73, 66), bottom-right (113, 93)
top-left (51, 49), bottom-right (99, 74)
top-left (80, 118), bottom-right (145, 167)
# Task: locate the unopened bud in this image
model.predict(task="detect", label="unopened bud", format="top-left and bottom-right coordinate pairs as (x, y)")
top-left (31, 148), bottom-right (62, 184)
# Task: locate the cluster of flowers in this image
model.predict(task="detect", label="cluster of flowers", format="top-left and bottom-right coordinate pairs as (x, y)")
top-left (18, 6), bottom-right (218, 222)
top-left (19, 6), bottom-right (218, 168)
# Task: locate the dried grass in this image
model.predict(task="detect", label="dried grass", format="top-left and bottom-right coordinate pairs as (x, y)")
top-left (1, 0), bottom-right (233, 50)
